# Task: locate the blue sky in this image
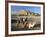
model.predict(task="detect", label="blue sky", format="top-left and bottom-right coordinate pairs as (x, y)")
top-left (11, 6), bottom-right (41, 14)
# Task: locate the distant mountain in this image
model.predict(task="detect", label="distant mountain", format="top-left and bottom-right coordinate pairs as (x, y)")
top-left (12, 10), bottom-right (40, 16)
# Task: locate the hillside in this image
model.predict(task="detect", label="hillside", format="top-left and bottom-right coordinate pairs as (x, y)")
top-left (11, 10), bottom-right (40, 16)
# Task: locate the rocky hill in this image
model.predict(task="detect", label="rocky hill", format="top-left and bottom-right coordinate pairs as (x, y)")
top-left (11, 10), bottom-right (40, 16)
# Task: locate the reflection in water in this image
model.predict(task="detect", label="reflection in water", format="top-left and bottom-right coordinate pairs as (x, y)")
top-left (11, 16), bottom-right (41, 31)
